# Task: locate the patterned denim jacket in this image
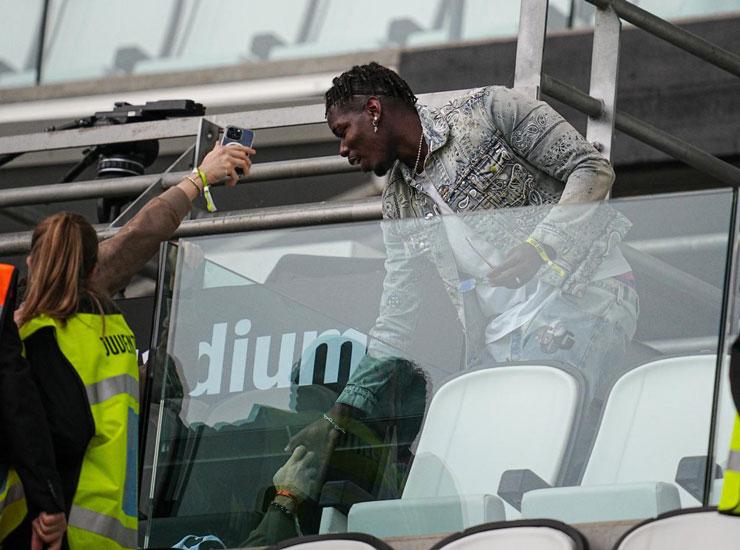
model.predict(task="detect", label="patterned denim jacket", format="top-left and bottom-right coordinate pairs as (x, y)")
top-left (337, 86), bottom-right (632, 416)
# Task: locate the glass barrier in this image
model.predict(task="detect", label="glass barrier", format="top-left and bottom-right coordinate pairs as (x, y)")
top-left (711, 193), bottom-right (740, 507)
top-left (141, 189), bottom-right (736, 548)
top-left (0, 0), bottom-right (44, 88)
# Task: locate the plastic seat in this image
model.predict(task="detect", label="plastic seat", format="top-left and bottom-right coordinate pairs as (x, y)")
top-left (460, 0), bottom-right (521, 41)
top-left (1, 1), bottom-right (44, 88)
top-left (613, 507), bottom-right (740, 550)
top-left (269, 0), bottom-right (442, 61)
top-left (429, 519), bottom-right (588, 550)
top-left (0, 69), bottom-right (36, 89)
top-left (522, 355), bottom-right (735, 523)
top-left (326, 364), bottom-right (582, 537)
top-left (268, 532), bottom-right (393, 550)
top-left (134, 0), bottom-right (306, 73)
top-left (40, 0), bottom-right (177, 82)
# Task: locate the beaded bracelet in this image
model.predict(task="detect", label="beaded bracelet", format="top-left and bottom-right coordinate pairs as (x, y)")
top-left (323, 413), bottom-right (347, 435)
top-left (270, 501), bottom-right (294, 517)
top-left (271, 501), bottom-right (303, 535)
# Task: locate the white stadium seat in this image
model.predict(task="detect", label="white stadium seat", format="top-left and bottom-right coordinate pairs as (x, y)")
top-left (268, 532), bottom-right (393, 550)
top-left (522, 355), bottom-right (735, 523)
top-left (323, 364), bottom-right (582, 537)
top-left (613, 507), bottom-right (740, 550)
top-left (429, 519), bottom-right (588, 550)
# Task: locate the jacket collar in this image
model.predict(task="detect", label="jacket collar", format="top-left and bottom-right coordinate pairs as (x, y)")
top-left (417, 102), bottom-right (450, 155)
top-left (395, 102), bottom-right (450, 183)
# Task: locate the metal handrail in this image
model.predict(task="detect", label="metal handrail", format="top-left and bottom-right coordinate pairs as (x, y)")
top-left (586, 0), bottom-right (740, 78)
top-left (0, 89), bottom-right (467, 156)
top-left (2, 79), bottom-right (738, 209)
top-left (0, 156), bottom-right (358, 208)
top-left (0, 198), bottom-right (383, 256)
top-left (0, 4), bottom-right (736, 257)
top-left (541, 75), bottom-right (740, 186)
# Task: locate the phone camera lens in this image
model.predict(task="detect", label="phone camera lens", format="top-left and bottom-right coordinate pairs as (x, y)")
top-left (227, 127), bottom-right (242, 140)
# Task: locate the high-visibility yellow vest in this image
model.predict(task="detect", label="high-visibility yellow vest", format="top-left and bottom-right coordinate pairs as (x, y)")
top-left (0, 467), bottom-right (27, 542)
top-left (0, 263), bottom-right (28, 542)
top-left (21, 311), bottom-right (139, 549)
top-left (719, 414), bottom-right (740, 515)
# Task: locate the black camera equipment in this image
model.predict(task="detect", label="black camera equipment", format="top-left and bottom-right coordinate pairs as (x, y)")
top-left (41, 100), bottom-right (204, 222)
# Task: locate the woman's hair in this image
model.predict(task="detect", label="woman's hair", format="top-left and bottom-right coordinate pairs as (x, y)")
top-left (17, 212), bottom-right (105, 327)
top-left (325, 62), bottom-right (417, 115)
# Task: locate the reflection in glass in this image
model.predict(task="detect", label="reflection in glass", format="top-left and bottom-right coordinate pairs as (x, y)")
top-left (143, 191), bottom-right (735, 546)
top-left (0, 0), bottom-right (43, 88)
top-left (40, 0), bottom-right (182, 83)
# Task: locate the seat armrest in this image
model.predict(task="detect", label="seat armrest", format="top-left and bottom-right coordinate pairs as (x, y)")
top-left (319, 480), bottom-right (375, 515)
top-left (521, 482), bottom-right (681, 523)
top-left (497, 468), bottom-right (551, 511)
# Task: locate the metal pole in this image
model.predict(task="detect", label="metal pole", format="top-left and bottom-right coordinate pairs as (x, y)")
top-left (586, 4), bottom-right (621, 161)
top-left (0, 156), bottom-right (359, 208)
top-left (514, 0), bottom-right (549, 98)
top-left (109, 144), bottom-right (195, 228)
top-left (0, 89), bottom-right (470, 157)
top-left (615, 111), bottom-right (740, 187)
top-left (541, 74), bottom-right (603, 117)
top-left (172, 198), bottom-right (382, 238)
top-left (0, 198), bottom-right (383, 256)
top-left (34, 0), bottom-right (50, 85)
top-left (0, 104), bottom-right (321, 156)
top-left (586, 0), bottom-right (740, 79)
top-left (541, 75), bottom-right (740, 186)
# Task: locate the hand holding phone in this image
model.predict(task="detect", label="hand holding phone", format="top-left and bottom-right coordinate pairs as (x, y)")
top-left (221, 126), bottom-right (255, 180)
top-left (195, 127), bottom-right (255, 212)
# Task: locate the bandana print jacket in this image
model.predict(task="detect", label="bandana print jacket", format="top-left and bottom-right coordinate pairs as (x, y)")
top-left (337, 86), bottom-right (632, 416)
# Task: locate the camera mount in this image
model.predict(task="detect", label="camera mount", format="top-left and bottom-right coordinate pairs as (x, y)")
top-left (47, 100), bottom-right (205, 222)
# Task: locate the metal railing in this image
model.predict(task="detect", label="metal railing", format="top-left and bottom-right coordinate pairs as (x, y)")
top-left (1, 0), bottom-right (737, 513)
top-left (0, 10), bottom-right (736, 256)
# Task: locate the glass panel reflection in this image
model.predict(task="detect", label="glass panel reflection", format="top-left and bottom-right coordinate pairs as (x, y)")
top-left (0, 0), bottom-right (43, 88)
top-left (143, 190), bottom-right (734, 547)
top-left (41, 0), bottom-right (180, 83)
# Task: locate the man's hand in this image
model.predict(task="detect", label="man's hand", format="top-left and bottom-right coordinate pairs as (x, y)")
top-left (285, 417), bottom-right (333, 454)
top-left (199, 142), bottom-right (256, 187)
top-left (487, 242), bottom-right (543, 288)
top-left (273, 445), bottom-right (319, 502)
top-left (31, 511), bottom-right (67, 550)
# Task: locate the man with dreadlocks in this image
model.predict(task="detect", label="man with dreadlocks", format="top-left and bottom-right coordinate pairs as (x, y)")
top-left (288, 63), bottom-right (637, 498)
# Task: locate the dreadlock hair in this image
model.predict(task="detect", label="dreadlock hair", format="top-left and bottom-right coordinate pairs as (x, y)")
top-left (325, 62), bottom-right (417, 116)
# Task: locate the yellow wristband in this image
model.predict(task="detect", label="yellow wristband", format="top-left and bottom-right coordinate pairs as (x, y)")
top-left (195, 168), bottom-right (207, 187)
top-left (196, 168), bottom-right (218, 212)
top-left (525, 237), bottom-right (566, 278)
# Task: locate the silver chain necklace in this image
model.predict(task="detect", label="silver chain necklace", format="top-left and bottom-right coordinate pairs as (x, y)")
top-left (410, 129), bottom-right (425, 178)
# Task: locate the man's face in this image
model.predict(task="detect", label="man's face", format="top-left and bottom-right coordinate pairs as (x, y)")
top-left (327, 103), bottom-right (395, 177)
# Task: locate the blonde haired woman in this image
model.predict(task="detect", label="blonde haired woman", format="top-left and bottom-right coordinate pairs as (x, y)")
top-left (4, 141), bottom-right (253, 549)
top-left (16, 212), bottom-right (131, 550)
